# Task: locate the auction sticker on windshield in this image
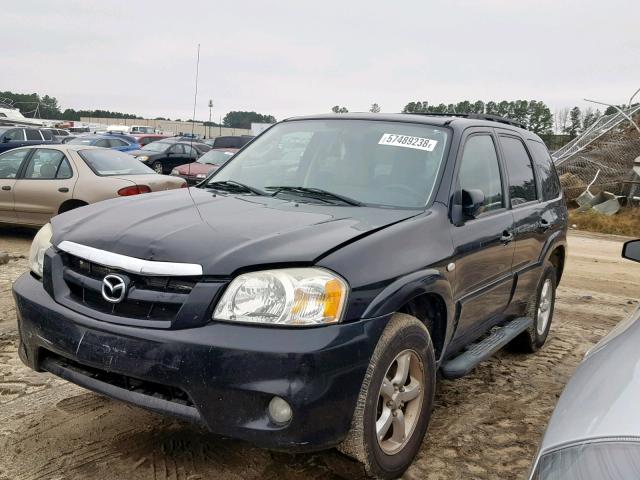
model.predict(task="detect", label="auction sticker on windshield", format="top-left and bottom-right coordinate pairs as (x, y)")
top-left (379, 133), bottom-right (438, 151)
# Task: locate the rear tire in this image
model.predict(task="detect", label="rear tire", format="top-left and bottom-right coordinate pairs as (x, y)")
top-left (152, 161), bottom-right (164, 174)
top-left (339, 313), bottom-right (436, 479)
top-left (509, 263), bottom-right (557, 353)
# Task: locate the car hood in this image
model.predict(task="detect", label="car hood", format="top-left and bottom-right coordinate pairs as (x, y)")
top-left (537, 305), bottom-right (640, 454)
top-left (174, 163), bottom-right (213, 175)
top-left (51, 188), bottom-right (419, 275)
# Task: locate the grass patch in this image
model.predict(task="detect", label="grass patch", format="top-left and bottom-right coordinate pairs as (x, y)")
top-left (569, 208), bottom-right (640, 236)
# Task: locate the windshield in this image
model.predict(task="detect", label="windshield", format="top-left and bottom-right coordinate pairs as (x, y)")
top-left (78, 149), bottom-right (155, 176)
top-left (198, 150), bottom-right (235, 165)
top-left (206, 119), bottom-right (448, 208)
top-left (142, 141), bottom-right (171, 152)
top-left (532, 441), bottom-right (640, 479)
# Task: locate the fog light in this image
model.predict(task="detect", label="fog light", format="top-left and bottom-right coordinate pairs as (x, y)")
top-left (268, 396), bottom-right (292, 424)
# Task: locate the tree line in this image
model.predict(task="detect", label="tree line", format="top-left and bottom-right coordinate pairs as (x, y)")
top-left (0, 91), bottom-right (277, 129)
top-left (1, 91), bottom-right (142, 121)
top-left (331, 100), bottom-right (629, 139)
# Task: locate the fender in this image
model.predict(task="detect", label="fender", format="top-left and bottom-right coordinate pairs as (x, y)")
top-left (361, 268), bottom-right (456, 361)
top-left (539, 229), bottom-right (567, 270)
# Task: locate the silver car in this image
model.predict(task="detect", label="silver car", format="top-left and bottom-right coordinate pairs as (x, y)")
top-left (529, 239), bottom-right (640, 479)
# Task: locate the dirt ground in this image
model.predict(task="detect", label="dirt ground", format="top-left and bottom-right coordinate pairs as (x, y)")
top-left (1, 227), bottom-right (639, 480)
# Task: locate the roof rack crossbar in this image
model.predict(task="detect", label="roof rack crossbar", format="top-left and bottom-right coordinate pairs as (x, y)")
top-left (406, 112), bottom-right (526, 129)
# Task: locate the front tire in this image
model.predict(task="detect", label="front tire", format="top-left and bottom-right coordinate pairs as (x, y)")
top-left (510, 263), bottom-right (557, 353)
top-left (152, 161), bottom-right (164, 174)
top-left (339, 313), bottom-right (436, 479)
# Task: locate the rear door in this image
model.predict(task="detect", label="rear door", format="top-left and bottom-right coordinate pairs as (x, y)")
top-left (167, 143), bottom-right (189, 169)
top-left (449, 129), bottom-right (515, 346)
top-left (0, 149), bottom-right (31, 223)
top-left (495, 132), bottom-right (546, 276)
top-left (13, 148), bottom-right (76, 225)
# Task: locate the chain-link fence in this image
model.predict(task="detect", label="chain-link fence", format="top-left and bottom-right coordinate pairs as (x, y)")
top-left (553, 106), bottom-right (640, 203)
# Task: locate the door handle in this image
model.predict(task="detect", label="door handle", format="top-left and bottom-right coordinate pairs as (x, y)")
top-left (1, 185), bottom-right (10, 191)
top-left (500, 231), bottom-right (514, 244)
top-left (58, 187), bottom-right (69, 193)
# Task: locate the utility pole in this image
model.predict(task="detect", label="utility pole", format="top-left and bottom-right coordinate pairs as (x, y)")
top-left (208, 99), bottom-right (213, 139)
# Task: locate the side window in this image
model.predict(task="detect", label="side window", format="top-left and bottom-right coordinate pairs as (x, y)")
top-left (56, 158), bottom-right (73, 178)
top-left (500, 136), bottom-right (538, 206)
top-left (108, 138), bottom-right (127, 147)
top-left (41, 129), bottom-right (54, 141)
top-left (25, 129), bottom-right (42, 141)
top-left (23, 149), bottom-right (72, 179)
top-left (527, 140), bottom-right (560, 201)
top-left (4, 129), bottom-right (25, 141)
top-left (458, 134), bottom-right (504, 214)
top-left (183, 145), bottom-right (196, 156)
top-left (170, 144), bottom-right (185, 154)
top-left (0, 149), bottom-right (30, 179)
top-left (95, 139), bottom-right (111, 148)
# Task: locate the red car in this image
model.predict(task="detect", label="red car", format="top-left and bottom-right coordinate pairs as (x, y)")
top-left (171, 148), bottom-right (238, 184)
top-left (131, 134), bottom-right (168, 147)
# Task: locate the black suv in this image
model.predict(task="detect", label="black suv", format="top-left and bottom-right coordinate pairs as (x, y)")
top-left (0, 126), bottom-right (58, 153)
top-left (14, 113), bottom-right (567, 479)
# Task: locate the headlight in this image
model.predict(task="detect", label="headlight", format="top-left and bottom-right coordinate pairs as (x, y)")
top-left (196, 173), bottom-right (206, 179)
top-left (170, 169), bottom-right (179, 175)
top-left (213, 268), bottom-right (348, 326)
top-left (29, 223), bottom-right (53, 278)
top-left (137, 155), bottom-right (149, 161)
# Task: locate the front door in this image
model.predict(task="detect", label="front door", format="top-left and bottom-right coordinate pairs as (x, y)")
top-left (13, 148), bottom-right (76, 225)
top-left (449, 130), bottom-right (515, 347)
top-left (0, 149), bottom-right (31, 223)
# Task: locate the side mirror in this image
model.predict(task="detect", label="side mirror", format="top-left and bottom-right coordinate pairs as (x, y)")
top-left (462, 189), bottom-right (485, 218)
top-left (623, 240), bottom-right (640, 263)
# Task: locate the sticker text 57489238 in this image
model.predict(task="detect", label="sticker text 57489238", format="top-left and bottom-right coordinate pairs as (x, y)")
top-left (378, 133), bottom-right (438, 152)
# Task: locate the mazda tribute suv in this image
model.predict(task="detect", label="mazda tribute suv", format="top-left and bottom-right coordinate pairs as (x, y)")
top-left (14, 113), bottom-right (567, 479)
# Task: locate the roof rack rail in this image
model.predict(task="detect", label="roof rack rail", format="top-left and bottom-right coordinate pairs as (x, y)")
top-left (406, 112), bottom-right (526, 129)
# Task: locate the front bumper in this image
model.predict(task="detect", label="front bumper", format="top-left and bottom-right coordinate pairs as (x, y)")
top-left (13, 273), bottom-right (388, 451)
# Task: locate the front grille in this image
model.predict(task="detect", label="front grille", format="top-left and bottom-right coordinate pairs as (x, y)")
top-left (61, 253), bottom-right (198, 324)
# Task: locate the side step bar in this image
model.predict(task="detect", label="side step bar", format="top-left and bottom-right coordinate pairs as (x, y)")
top-left (441, 317), bottom-right (533, 379)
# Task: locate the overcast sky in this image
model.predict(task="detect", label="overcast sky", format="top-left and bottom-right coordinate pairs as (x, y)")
top-left (3, 0), bottom-right (638, 121)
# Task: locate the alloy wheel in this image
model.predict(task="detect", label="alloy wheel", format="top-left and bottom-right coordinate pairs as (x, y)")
top-left (536, 278), bottom-right (553, 335)
top-left (376, 349), bottom-right (425, 455)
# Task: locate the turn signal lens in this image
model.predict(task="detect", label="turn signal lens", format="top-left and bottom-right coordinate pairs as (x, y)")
top-left (117, 185), bottom-right (152, 196)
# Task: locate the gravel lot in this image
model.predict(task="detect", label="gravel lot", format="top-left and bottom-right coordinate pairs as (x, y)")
top-left (1, 227), bottom-right (639, 480)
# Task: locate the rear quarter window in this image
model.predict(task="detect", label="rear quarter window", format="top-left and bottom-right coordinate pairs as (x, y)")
top-left (527, 140), bottom-right (561, 201)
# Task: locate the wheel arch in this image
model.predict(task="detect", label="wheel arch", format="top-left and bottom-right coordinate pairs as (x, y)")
top-left (58, 199), bottom-right (88, 214)
top-left (361, 269), bottom-right (455, 361)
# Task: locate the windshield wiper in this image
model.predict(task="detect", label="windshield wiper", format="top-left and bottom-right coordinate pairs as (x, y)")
top-left (206, 180), bottom-right (266, 196)
top-left (265, 186), bottom-right (362, 206)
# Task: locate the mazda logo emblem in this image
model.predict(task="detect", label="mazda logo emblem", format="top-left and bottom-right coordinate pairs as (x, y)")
top-left (102, 274), bottom-right (128, 303)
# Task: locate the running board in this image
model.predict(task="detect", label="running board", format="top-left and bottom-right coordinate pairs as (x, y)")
top-left (441, 317), bottom-right (533, 379)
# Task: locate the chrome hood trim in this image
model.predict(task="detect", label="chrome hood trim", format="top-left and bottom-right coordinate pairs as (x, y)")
top-left (57, 241), bottom-right (203, 276)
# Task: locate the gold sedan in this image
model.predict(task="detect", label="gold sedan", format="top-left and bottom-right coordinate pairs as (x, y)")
top-left (0, 145), bottom-right (186, 227)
